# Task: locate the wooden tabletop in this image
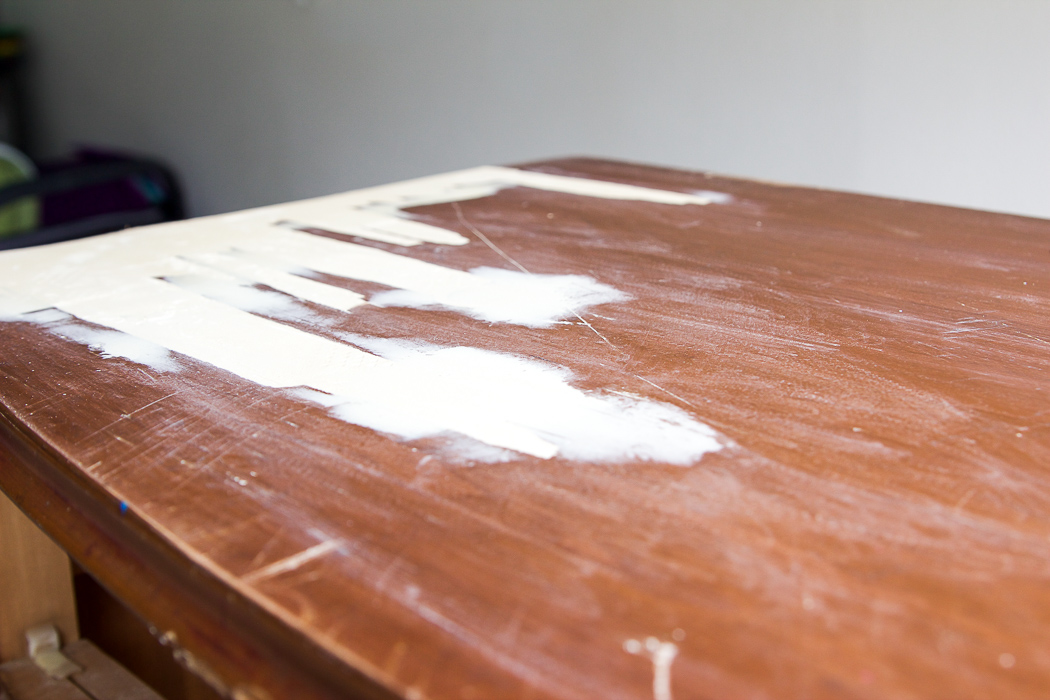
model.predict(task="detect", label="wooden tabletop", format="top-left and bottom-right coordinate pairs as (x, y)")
top-left (1, 158), bottom-right (1048, 700)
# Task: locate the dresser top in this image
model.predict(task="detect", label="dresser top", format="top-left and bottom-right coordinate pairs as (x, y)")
top-left (2, 158), bottom-right (1048, 699)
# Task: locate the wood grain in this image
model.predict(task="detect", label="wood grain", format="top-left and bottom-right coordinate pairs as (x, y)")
top-left (73, 572), bottom-right (224, 700)
top-left (0, 639), bottom-right (162, 700)
top-left (64, 640), bottom-right (165, 700)
top-left (1, 158), bottom-right (1049, 699)
top-left (0, 492), bottom-right (78, 663)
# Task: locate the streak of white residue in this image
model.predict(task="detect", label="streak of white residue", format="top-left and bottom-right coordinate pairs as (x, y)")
top-left (32, 310), bottom-right (180, 372)
top-left (166, 273), bottom-right (315, 321)
top-left (243, 540), bottom-right (341, 583)
top-left (370, 265), bottom-right (627, 328)
top-left (328, 336), bottom-right (722, 463)
top-left (6, 280), bottom-right (723, 461)
top-left (624, 637), bottom-right (680, 700)
top-left (691, 190), bottom-right (733, 204)
top-left (0, 164), bottom-right (726, 463)
top-left (181, 251), bottom-right (367, 312)
top-left (228, 165), bottom-right (717, 247)
top-left (0, 221), bottom-right (625, 329)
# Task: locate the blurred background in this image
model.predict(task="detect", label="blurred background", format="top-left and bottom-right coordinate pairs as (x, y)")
top-left (4, 0), bottom-right (1049, 220)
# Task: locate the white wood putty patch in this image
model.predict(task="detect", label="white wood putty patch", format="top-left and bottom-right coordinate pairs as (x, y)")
top-left (319, 336), bottom-right (722, 463)
top-left (369, 266), bottom-right (626, 328)
top-left (181, 251), bottom-right (367, 312)
top-left (691, 190), bottom-right (733, 205)
top-left (17, 309), bottom-right (181, 373)
top-left (0, 221), bottom-right (623, 328)
top-left (624, 637), bottom-right (680, 700)
top-left (0, 166), bottom-right (725, 462)
top-left (227, 165), bottom-right (721, 247)
top-left (165, 274), bottom-right (327, 323)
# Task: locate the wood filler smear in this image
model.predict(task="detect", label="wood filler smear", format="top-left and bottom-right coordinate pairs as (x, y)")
top-left (0, 166), bottom-right (729, 464)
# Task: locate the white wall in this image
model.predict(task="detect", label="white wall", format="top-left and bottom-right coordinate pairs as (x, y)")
top-left (8, 0), bottom-right (1050, 219)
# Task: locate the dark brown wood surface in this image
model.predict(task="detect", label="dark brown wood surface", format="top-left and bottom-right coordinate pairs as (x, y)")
top-left (2, 158), bottom-right (1049, 700)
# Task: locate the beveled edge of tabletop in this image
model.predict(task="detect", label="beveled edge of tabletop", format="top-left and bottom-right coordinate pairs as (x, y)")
top-left (0, 403), bottom-right (403, 700)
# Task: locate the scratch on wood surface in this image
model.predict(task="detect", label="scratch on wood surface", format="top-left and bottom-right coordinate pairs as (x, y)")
top-left (126, 391), bottom-right (181, 417)
top-left (76, 391), bottom-right (180, 443)
top-left (247, 527), bottom-right (290, 570)
top-left (407, 600), bottom-right (559, 694)
top-left (243, 540), bottom-right (340, 583)
top-left (633, 375), bottom-right (697, 409)
top-left (383, 640), bottom-right (408, 675)
top-left (1015, 330), bottom-right (1050, 347)
top-left (497, 607), bottom-right (526, 647)
top-left (452, 200), bottom-right (621, 351)
top-left (954, 487), bottom-right (978, 514)
top-left (452, 201), bottom-right (528, 274)
top-left (570, 311), bottom-right (619, 350)
top-left (197, 435), bottom-right (257, 472)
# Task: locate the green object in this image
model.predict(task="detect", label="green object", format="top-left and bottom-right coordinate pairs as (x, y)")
top-left (0, 142), bottom-right (38, 240)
